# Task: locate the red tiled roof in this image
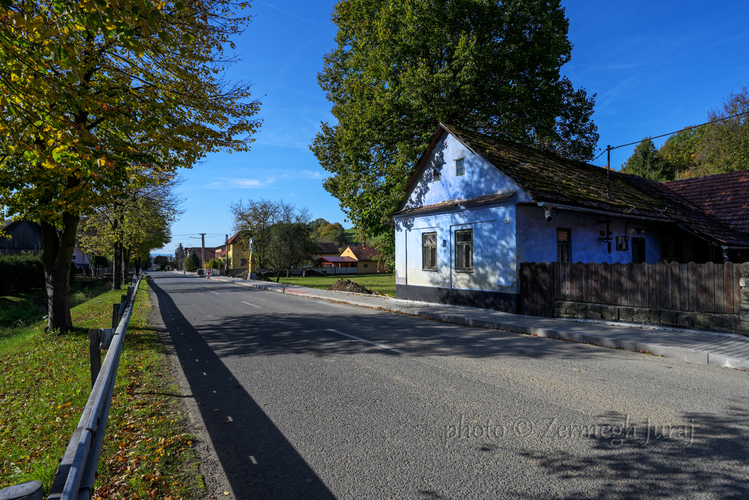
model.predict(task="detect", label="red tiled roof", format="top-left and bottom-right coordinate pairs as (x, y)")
top-left (345, 245), bottom-right (379, 260)
top-left (664, 171), bottom-right (749, 235)
top-left (315, 242), bottom-right (340, 255)
top-left (317, 256), bottom-right (357, 263)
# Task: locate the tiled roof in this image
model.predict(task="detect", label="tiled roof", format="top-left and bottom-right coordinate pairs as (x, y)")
top-left (315, 242), bottom-right (340, 255)
top-left (345, 245), bottom-right (379, 260)
top-left (423, 124), bottom-right (749, 248)
top-left (664, 171), bottom-right (749, 235)
top-left (396, 192), bottom-right (516, 216)
top-left (317, 256), bottom-right (357, 263)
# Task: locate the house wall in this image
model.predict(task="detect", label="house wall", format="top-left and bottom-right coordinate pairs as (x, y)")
top-left (402, 131), bottom-right (530, 210)
top-left (516, 205), bottom-right (662, 265)
top-left (357, 261), bottom-right (378, 274)
top-left (395, 201), bottom-right (520, 312)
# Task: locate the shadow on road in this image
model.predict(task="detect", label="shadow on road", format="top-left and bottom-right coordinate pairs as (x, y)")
top-left (150, 279), bottom-right (336, 500)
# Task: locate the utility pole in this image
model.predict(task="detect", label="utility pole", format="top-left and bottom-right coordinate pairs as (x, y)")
top-left (225, 234), bottom-right (229, 275)
top-left (200, 233), bottom-right (206, 272)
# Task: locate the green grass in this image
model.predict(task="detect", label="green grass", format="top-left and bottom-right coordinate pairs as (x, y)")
top-left (0, 278), bottom-right (202, 499)
top-left (279, 273), bottom-right (396, 297)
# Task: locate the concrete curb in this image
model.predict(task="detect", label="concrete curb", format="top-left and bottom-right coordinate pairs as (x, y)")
top-left (225, 279), bottom-right (749, 370)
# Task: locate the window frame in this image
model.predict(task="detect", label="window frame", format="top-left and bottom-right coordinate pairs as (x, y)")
top-left (557, 228), bottom-right (571, 263)
top-left (454, 229), bottom-right (473, 271)
top-left (632, 237), bottom-right (646, 264)
top-left (422, 232), bottom-right (438, 270)
top-left (455, 157), bottom-right (465, 177)
top-left (432, 165), bottom-right (442, 182)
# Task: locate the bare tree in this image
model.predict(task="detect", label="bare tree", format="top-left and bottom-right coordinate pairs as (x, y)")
top-left (229, 199), bottom-right (309, 269)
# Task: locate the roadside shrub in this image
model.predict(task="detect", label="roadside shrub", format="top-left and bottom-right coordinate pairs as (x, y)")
top-left (207, 258), bottom-right (222, 269)
top-left (0, 254), bottom-right (45, 294)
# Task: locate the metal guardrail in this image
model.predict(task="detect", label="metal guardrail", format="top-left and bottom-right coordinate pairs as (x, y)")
top-left (42, 274), bottom-right (143, 500)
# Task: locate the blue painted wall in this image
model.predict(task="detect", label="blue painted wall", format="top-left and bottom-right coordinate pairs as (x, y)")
top-left (395, 202), bottom-right (519, 294)
top-left (402, 131), bottom-right (531, 209)
top-left (516, 204), bottom-right (662, 264)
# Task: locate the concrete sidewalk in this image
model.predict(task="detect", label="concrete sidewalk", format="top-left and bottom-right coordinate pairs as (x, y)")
top-left (206, 274), bottom-right (749, 371)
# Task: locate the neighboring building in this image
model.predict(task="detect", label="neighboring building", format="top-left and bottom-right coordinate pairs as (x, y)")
top-left (0, 220), bottom-right (43, 255)
top-left (226, 231), bottom-right (249, 270)
top-left (315, 241), bottom-right (341, 259)
top-left (340, 245), bottom-right (382, 274)
top-left (184, 246), bottom-right (217, 268)
top-left (394, 124), bottom-right (749, 312)
top-left (71, 246), bottom-right (91, 269)
top-left (665, 170), bottom-right (749, 262)
top-left (317, 255), bottom-right (358, 268)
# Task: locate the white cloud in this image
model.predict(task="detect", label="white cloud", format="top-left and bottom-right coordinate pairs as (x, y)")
top-left (204, 177), bottom-right (275, 189)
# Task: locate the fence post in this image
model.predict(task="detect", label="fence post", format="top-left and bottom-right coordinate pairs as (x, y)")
top-left (88, 329), bottom-right (101, 388)
top-left (0, 480), bottom-right (43, 500)
top-left (741, 263), bottom-right (749, 333)
top-left (111, 304), bottom-right (119, 330)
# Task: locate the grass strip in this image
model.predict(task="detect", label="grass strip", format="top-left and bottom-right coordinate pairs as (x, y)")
top-left (275, 273), bottom-right (396, 297)
top-left (0, 277), bottom-right (203, 499)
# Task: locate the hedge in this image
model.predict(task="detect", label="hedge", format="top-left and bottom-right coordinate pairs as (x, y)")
top-left (0, 254), bottom-right (45, 295)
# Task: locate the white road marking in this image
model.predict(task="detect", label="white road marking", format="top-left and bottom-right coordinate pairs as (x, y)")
top-left (211, 291), bottom-right (220, 295)
top-left (327, 329), bottom-right (403, 354)
top-left (242, 301), bottom-right (261, 308)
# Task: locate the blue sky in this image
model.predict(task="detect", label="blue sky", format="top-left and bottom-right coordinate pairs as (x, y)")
top-left (158, 0), bottom-right (749, 254)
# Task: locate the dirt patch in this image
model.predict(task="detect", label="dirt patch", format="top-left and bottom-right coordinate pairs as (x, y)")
top-left (328, 279), bottom-right (374, 294)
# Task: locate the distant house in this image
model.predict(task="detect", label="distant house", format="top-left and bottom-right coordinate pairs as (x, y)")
top-left (665, 170), bottom-right (749, 263)
top-left (394, 124), bottom-right (749, 312)
top-left (226, 231), bottom-right (249, 270)
top-left (71, 246), bottom-right (91, 269)
top-left (0, 221), bottom-right (43, 255)
top-left (185, 246), bottom-right (217, 267)
top-left (315, 241), bottom-right (340, 258)
top-left (340, 245), bottom-right (382, 274)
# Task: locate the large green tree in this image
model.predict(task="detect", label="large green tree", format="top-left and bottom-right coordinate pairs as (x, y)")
top-left (0, 0), bottom-right (260, 332)
top-left (696, 87), bottom-right (749, 175)
top-left (311, 0), bottom-right (598, 263)
top-left (621, 137), bottom-right (674, 182)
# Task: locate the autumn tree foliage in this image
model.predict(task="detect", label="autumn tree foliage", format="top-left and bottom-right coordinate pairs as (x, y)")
top-left (311, 0), bottom-right (598, 264)
top-left (0, 0), bottom-right (261, 332)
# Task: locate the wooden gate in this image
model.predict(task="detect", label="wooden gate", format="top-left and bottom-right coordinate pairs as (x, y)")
top-left (520, 262), bottom-right (554, 317)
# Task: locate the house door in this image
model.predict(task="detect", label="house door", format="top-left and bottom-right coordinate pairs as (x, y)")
top-left (632, 238), bottom-right (646, 264)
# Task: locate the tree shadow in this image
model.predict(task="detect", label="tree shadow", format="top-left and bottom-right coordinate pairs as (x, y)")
top-left (150, 280), bottom-right (336, 499)
top-left (507, 407), bottom-right (749, 499)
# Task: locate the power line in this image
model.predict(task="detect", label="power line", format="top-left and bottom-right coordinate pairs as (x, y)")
top-left (593, 109), bottom-right (749, 162)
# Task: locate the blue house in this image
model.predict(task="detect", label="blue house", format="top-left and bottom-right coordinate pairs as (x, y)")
top-left (393, 124), bottom-right (749, 312)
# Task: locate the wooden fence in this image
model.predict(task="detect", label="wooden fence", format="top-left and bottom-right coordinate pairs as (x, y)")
top-left (520, 262), bottom-right (742, 317)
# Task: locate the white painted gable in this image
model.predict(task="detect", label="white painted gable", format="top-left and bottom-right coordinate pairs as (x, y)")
top-left (402, 130), bottom-right (531, 210)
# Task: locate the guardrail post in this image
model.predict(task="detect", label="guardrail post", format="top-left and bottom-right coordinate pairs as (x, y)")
top-left (111, 304), bottom-right (119, 330)
top-left (118, 295), bottom-right (127, 324)
top-left (0, 480), bottom-right (43, 500)
top-left (88, 329), bottom-right (101, 388)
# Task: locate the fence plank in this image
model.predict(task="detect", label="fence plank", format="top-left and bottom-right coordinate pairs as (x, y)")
top-left (697, 264), bottom-right (707, 312)
top-left (574, 262), bottom-right (583, 302)
top-left (670, 262), bottom-right (680, 311)
top-left (649, 263), bottom-right (658, 309)
top-left (553, 262), bottom-right (560, 301)
top-left (723, 263), bottom-right (733, 314)
top-left (688, 263), bottom-right (697, 311)
top-left (632, 263), bottom-right (642, 307)
top-left (680, 263), bottom-right (689, 311)
top-left (705, 262), bottom-right (715, 313)
top-left (713, 263), bottom-right (725, 313)
top-left (733, 263), bottom-right (741, 314)
top-left (656, 263), bottom-right (666, 310)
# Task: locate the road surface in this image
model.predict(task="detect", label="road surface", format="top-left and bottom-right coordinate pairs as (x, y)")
top-left (148, 272), bottom-right (749, 500)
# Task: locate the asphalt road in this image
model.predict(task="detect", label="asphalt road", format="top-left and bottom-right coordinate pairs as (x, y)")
top-left (147, 272), bottom-right (749, 500)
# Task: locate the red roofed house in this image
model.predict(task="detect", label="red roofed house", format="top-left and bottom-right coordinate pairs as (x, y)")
top-left (665, 170), bottom-right (749, 262)
top-left (340, 245), bottom-right (383, 274)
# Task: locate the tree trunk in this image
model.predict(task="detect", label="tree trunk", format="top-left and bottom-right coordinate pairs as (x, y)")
top-left (113, 241), bottom-right (122, 290)
top-left (40, 212), bottom-right (79, 333)
top-left (122, 247), bottom-right (131, 284)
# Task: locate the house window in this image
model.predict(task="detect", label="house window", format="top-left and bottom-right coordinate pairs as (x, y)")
top-left (363, 263), bottom-right (368, 268)
top-left (71, 254), bottom-right (77, 261)
top-left (557, 228), bottom-right (571, 263)
top-left (422, 232), bottom-right (437, 270)
top-left (433, 166), bottom-right (442, 182)
top-left (455, 229), bottom-right (473, 270)
top-left (455, 158), bottom-right (465, 176)
top-left (632, 238), bottom-right (646, 264)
